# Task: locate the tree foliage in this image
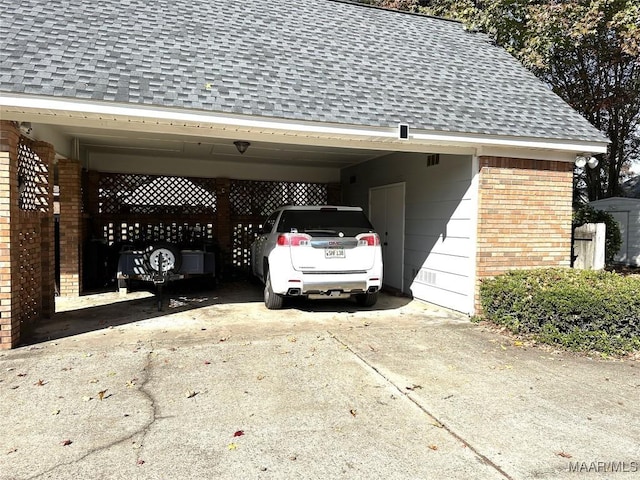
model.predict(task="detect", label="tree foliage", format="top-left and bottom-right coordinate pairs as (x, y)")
top-left (365, 0), bottom-right (640, 201)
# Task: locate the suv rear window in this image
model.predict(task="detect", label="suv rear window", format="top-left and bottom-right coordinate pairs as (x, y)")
top-left (276, 209), bottom-right (374, 236)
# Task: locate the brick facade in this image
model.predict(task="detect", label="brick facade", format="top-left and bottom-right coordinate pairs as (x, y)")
top-left (0, 121), bottom-right (55, 349)
top-left (58, 158), bottom-right (83, 296)
top-left (475, 156), bottom-right (574, 307)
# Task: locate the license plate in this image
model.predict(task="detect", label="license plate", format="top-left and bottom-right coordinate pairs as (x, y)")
top-left (325, 248), bottom-right (345, 259)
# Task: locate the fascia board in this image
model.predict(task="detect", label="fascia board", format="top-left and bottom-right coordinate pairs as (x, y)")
top-left (0, 94), bottom-right (609, 155)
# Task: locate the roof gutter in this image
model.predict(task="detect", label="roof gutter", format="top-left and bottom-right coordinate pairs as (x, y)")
top-left (0, 94), bottom-right (608, 155)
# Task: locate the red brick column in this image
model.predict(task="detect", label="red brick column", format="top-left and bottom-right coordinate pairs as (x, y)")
top-left (58, 158), bottom-right (83, 296)
top-left (0, 121), bottom-right (20, 348)
top-left (475, 157), bottom-right (574, 310)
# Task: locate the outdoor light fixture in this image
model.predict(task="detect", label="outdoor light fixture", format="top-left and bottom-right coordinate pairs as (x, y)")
top-left (234, 140), bottom-right (250, 154)
top-left (575, 154), bottom-right (599, 169)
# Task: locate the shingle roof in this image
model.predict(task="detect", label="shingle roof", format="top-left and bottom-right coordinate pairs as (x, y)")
top-left (0, 0), bottom-right (607, 143)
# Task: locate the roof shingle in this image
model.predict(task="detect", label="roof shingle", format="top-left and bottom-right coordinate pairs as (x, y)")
top-left (0, 0), bottom-right (607, 143)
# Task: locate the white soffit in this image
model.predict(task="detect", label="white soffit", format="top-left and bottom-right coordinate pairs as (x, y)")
top-left (0, 95), bottom-right (609, 155)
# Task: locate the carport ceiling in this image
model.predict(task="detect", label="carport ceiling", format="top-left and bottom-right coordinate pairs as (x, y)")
top-left (65, 125), bottom-right (392, 168)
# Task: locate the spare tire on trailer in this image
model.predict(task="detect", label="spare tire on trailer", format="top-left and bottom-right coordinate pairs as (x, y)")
top-left (144, 242), bottom-right (182, 274)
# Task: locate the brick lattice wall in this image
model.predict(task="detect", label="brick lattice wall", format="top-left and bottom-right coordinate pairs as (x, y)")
top-left (476, 156), bottom-right (574, 303)
top-left (0, 121), bottom-right (55, 349)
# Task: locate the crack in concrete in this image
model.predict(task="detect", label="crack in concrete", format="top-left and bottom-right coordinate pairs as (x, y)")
top-left (328, 330), bottom-right (515, 480)
top-left (26, 342), bottom-right (159, 480)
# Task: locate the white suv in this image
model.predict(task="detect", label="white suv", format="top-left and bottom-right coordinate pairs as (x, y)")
top-left (250, 206), bottom-right (383, 309)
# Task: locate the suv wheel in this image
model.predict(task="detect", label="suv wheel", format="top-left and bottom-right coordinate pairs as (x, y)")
top-left (264, 272), bottom-right (284, 310)
top-left (355, 291), bottom-right (378, 307)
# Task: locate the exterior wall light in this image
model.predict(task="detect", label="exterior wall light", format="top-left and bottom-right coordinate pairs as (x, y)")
top-left (575, 154), bottom-right (599, 169)
top-left (234, 140), bottom-right (250, 154)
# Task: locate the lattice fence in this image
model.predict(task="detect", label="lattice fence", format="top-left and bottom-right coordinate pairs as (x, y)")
top-left (230, 180), bottom-right (329, 272)
top-left (87, 174), bottom-right (334, 279)
top-left (102, 221), bottom-right (215, 247)
top-left (17, 228), bottom-right (41, 324)
top-left (93, 173), bottom-right (218, 248)
top-left (230, 180), bottom-right (328, 216)
top-left (17, 139), bottom-right (49, 212)
top-left (98, 173), bottom-right (217, 215)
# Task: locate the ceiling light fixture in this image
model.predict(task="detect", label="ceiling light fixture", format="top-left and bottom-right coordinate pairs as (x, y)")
top-left (234, 140), bottom-right (250, 154)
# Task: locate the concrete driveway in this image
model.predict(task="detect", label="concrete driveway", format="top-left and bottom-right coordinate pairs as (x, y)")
top-left (1, 282), bottom-right (638, 479)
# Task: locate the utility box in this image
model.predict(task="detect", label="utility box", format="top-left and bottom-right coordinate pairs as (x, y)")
top-left (573, 223), bottom-right (606, 270)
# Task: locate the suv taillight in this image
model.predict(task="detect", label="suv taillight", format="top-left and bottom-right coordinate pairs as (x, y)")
top-left (356, 233), bottom-right (380, 246)
top-left (277, 233), bottom-right (311, 246)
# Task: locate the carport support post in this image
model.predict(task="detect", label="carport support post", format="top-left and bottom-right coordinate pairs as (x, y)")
top-left (214, 178), bottom-right (232, 278)
top-left (0, 121), bottom-right (19, 348)
top-left (58, 158), bottom-right (83, 296)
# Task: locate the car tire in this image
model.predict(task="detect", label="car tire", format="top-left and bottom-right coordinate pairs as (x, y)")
top-left (355, 291), bottom-right (378, 307)
top-left (264, 272), bottom-right (284, 310)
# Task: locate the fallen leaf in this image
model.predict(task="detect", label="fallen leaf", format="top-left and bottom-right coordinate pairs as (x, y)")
top-left (514, 341), bottom-right (524, 347)
top-left (500, 344), bottom-right (507, 350)
top-left (233, 430), bottom-right (245, 437)
top-left (428, 444), bottom-right (438, 451)
top-left (288, 336), bottom-right (297, 343)
top-left (34, 379), bottom-right (46, 386)
top-left (61, 439), bottom-right (72, 446)
top-left (557, 451), bottom-right (572, 458)
top-left (228, 443), bottom-right (238, 450)
top-left (98, 389), bottom-right (108, 400)
top-left (350, 409), bottom-right (357, 417)
top-left (368, 345), bottom-right (376, 351)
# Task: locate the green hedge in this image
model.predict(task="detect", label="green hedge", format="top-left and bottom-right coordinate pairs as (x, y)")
top-left (480, 268), bottom-right (640, 354)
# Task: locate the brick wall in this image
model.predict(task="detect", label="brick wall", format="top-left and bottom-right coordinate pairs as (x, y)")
top-left (475, 156), bottom-right (574, 306)
top-left (58, 158), bottom-right (83, 296)
top-left (0, 122), bottom-right (18, 348)
top-left (0, 121), bottom-right (55, 349)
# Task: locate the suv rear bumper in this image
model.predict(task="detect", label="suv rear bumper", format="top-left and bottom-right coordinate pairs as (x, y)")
top-left (271, 270), bottom-right (382, 297)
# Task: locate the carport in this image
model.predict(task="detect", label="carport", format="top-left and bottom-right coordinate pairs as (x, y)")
top-left (1, 0), bottom-right (609, 348)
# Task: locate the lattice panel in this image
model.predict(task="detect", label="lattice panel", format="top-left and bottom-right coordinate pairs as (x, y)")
top-left (17, 228), bottom-right (40, 324)
top-left (98, 174), bottom-right (217, 214)
top-left (230, 180), bottom-right (328, 216)
top-left (232, 222), bottom-right (262, 269)
top-left (103, 221), bottom-right (215, 247)
top-left (18, 140), bottom-right (49, 212)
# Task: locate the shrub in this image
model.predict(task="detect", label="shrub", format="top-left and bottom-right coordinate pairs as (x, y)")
top-left (573, 204), bottom-right (622, 264)
top-left (480, 268), bottom-right (640, 354)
